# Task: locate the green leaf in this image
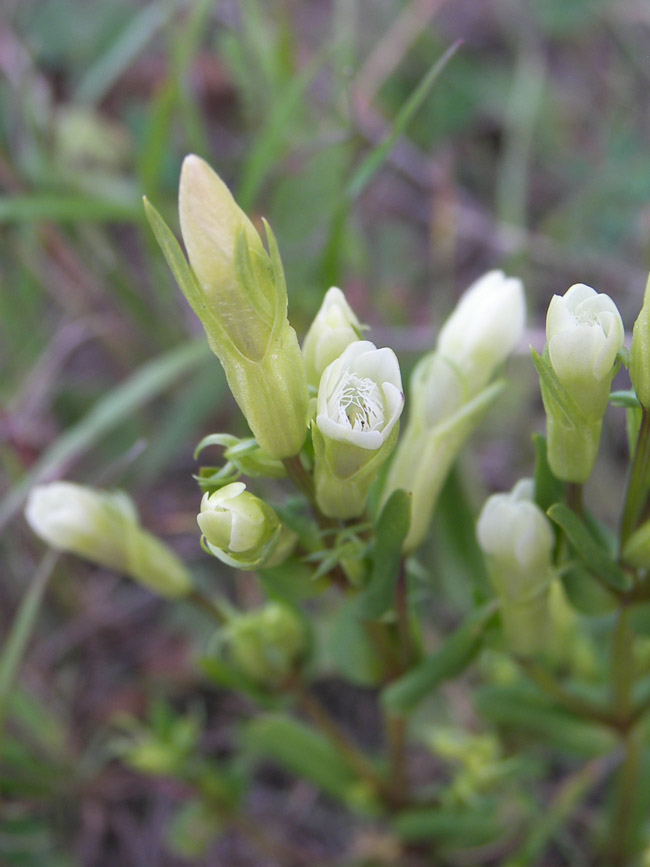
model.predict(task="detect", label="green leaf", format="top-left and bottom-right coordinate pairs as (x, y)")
top-left (358, 489), bottom-right (411, 619)
top-left (0, 195), bottom-right (141, 223)
top-left (532, 433), bottom-right (564, 514)
top-left (547, 503), bottom-right (627, 591)
top-left (0, 339), bottom-right (210, 529)
top-left (560, 563), bottom-right (618, 615)
top-left (347, 40), bottom-right (461, 201)
top-left (381, 604), bottom-right (497, 713)
top-left (241, 714), bottom-right (366, 805)
top-left (477, 685), bottom-right (615, 756)
top-left (610, 390), bottom-right (641, 409)
top-left (394, 803), bottom-right (500, 845)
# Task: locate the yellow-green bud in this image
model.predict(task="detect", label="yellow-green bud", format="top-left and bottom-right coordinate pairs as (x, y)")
top-left (25, 482), bottom-right (192, 598)
top-left (382, 271), bottom-right (525, 552)
top-left (176, 155), bottom-right (309, 458)
top-left (313, 340), bottom-right (404, 519)
top-left (630, 273), bottom-right (650, 409)
top-left (542, 283), bottom-right (624, 482)
top-left (476, 479), bottom-right (554, 657)
top-left (225, 603), bottom-right (305, 686)
top-left (197, 482), bottom-right (280, 569)
top-left (302, 287), bottom-right (363, 389)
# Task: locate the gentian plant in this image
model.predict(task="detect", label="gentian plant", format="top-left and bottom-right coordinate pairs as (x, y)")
top-left (25, 157), bottom-right (650, 866)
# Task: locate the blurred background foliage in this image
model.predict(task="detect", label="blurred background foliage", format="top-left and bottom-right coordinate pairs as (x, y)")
top-left (1, 0), bottom-right (650, 864)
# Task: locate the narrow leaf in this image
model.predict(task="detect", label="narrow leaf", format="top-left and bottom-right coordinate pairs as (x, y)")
top-left (547, 503), bottom-right (626, 591)
top-left (382, 604), bottom-right (497, 713)
top-left (358, 489), bottom-right (411, 619)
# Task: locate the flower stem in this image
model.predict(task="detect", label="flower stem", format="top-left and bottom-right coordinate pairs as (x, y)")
top-left (620, 406), bottom-right (650, 547)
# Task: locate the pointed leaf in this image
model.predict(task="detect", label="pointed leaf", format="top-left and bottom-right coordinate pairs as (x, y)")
top-left (547, 503), bottom-right (626, 591)
top-left (381, 604), bottom-right (497, 713)
top-left (358, 489), bottom-right (411, 619)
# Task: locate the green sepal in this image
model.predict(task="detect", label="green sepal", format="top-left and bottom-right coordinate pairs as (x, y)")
top-left (358, 489), bottom-right (411, 619)
top-left (559, 562), bottom-right (618, 615)
top-left (194, 433), bottom-right (286, 479)
top-left (381, 603), bottom-right (497, 713)
top-left (530, 347), bottom-right (588, 429)
top-left (394, 803), bottom-right (501, 846)
top-left (547, 503), bottom-right (627, 591)
top-left (610, 390), bottom-right (641, 409)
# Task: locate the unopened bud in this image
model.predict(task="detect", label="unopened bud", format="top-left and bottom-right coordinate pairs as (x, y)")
top-left (198, 482), bottom-right (280, 569)
top-left (302, 287), bottom-right (363, 389)
top-left (25, 482), bottom-right (192, 598)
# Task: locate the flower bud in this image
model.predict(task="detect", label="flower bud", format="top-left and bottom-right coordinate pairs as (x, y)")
top-left (225, 602), bottom-right (305, 686)
top-left (148, 155), bottom-right (309, 459)
top-left (302, 287), bottom-right (363, 389)
top-left (25, 482), bottom-right (192, 598)
top-left (477, 479), bottom-right (554, 656)
top-left (383, 271), bottom-right (526, 551)
top-left (630, 273), bottom-right (650, 409)
top-left (540, 284), bottom-right (624, 482)
top-left (312, 340), bottom-right (404, 519)
top-left (198, 482), bottom-right (280, 569)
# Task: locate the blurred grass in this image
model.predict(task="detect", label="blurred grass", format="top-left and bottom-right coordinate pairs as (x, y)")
top-left (2, 0), bottom-right (650, 863)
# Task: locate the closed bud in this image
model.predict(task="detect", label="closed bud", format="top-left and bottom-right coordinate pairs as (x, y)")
top-left (541, 283), bottom-right (624, 482)
top-left (630, 273), bottom-right (650, 409)
top-left (25, 483), bottom-right (192, 598)
top-left (198, 482), bottom-right (280, 569)
top-left (302, 287), bottom-right (363, 389)
top-left (477, 479), bottom-right (554, 657)
top-left (225, 603), bottom-right (305, 686)
top-left (149, 154), bottom-right (309, 458)
top-left (313, 340), bottom-right (404, 519)
top-left (383, 271), bottom-right (525, 552)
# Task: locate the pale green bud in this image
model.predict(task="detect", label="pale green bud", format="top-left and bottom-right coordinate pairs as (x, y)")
top-left (175, 154), bottom-right (308, 458)
top-left (302, 287), bottom-right (363, 389)
top-left (25, 482), bottom-right (192, 598)
top-left (630, 273), bottom-right (650, 409)
top-left (313, 340), bottom-right (404, 519)
top-left (542, 283), bottom-right (624, 482)
top-left (225, 602), bottom-right (305, 686)
top-left (382, 271), bottom-right (525, 552)
top-left (198, 482), bottom-right (280, 569)
top-left (476, 479), bottom-right (554, 657)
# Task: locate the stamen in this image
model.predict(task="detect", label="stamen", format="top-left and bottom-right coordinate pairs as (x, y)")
top-left (331, 370), bottom-right (385, 432)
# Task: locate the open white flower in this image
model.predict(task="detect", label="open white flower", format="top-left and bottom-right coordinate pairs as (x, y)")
top-left (546, 283), bottom-right (624, 415)
top-left (316, 340), bottom-right (403, 450)
top-left (198, 482), bottom-right (280, 568)
top-left (302, 287), bottom-right (363, 388)
top-left (313, 340), bottom-right (404, 518)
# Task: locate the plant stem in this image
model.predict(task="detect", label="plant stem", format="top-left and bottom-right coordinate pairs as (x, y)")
top-left (395, 559), bottom-right (413, 670)
top-left (188, 588), bottom-right (227, 626)
top-left (283, 454), bottom-right (315, 501)
top-left (386, 713), bottom-right (409, 806)
top-left (620, 406), bottom-right (650, 547)
top-left (566, 482), bottom-right (583, 516)
top-left (295, 681), bottom-right (389, 800)
top-left (608, 727), bottom-right (643, 867)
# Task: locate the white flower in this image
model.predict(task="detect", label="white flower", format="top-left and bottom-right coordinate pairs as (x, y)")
top-left (25, 482), bottom-right (192, 598)
top-left (437, 270), bottom-right (526, 389)
top-left (546, 283), bottom-right (624, 408)
top-left (477, 479), bottom-right (554, 656)
top-left (302, 287), bottom-right (363, 388)
top-left (198, 482), bottom-right (280, 568)
top-left (477, 479), bottom-right (554, 583)
top-left (316, 340), bottom-right (404, 450)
